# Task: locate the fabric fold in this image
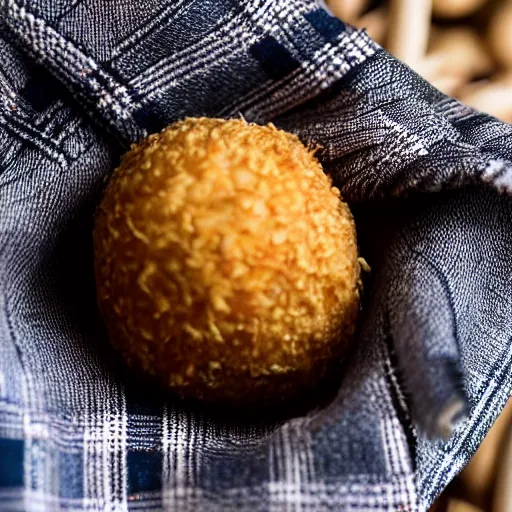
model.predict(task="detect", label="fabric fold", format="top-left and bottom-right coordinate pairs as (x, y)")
top-left (1, 1), bottom-right (512, 511)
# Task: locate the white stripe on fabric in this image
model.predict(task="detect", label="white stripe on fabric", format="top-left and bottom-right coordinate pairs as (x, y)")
top-left (84, 384), bottom-right (128, 512)
top-left (130, 14), bottom-right (245, 94)
top-left (162, 406), bottom-right (196, 510)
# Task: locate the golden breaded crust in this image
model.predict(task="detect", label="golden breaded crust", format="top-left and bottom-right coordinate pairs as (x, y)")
top-left (94, 118), bottom-right (360, 406)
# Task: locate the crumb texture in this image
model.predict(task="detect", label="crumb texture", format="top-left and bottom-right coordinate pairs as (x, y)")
top-left (94, 118), bottom-right (360, 405)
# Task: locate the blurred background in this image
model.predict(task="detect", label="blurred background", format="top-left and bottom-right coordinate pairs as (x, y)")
top-left (325, 1), bottom-right (512, 511)
top-left (326, 0), bottom-right (512, 124)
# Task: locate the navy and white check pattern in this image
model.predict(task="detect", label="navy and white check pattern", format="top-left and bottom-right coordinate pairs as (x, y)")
top-left (0, 1), bottom-right (511, 510)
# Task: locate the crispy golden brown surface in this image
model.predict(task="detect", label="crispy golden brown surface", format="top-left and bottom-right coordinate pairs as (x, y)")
top-left (94, 118), bottom-right (360, 406)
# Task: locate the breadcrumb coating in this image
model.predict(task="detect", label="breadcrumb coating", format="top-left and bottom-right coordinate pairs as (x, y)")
top-left (94, 118), bottom-right (360, 405)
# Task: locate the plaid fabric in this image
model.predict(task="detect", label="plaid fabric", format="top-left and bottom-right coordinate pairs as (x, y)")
top-left (0, 1), bottom-right (511, 510)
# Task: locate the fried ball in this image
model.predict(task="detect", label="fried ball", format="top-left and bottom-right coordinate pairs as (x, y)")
top-left (93, 118), bottom-right (360, 406)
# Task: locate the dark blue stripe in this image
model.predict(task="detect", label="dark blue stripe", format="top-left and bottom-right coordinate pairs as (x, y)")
top-left (305, 9), bottom-right (346, 41)
top-left (127, 449), bottom-right (163, 493)
top-left (250, 36), bottom-right (300, 80)
top-left (0, 438), bottom-right (24, 488)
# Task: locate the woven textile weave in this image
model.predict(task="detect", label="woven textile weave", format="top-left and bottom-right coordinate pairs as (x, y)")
top-left (0, 1), bottom-right (511, 510)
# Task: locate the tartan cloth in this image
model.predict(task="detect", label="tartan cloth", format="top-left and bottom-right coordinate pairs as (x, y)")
top-left (1, 0), bottom-right (512, 510)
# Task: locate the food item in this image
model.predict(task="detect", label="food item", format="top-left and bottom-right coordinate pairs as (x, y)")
top-left (94, 118), bottom-right (361, 406)
top-left (387, 0), bottom-right (431, 68)
top-left (459, 399), bottom-right (512, 508)
top-left (419, 27), bottom-right (494, 96)
top-left (432, 0), bottom-right (487, 19)
top-left (357, 6), bottom-right (388, 46)
top-left (327, 0), bottom-right (370, 24)
top-left (487, 1), bottom-right (512, 70)
top-left (423, 27), bottom-right (493, 82)
top-left (492, 407), bottom-right (512, 512)
top-left (446, 500), bottom-right (485, 512)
